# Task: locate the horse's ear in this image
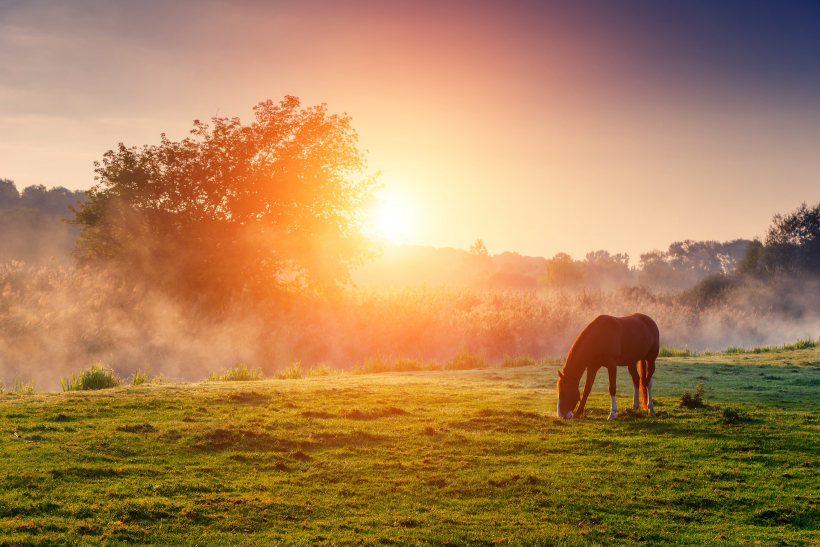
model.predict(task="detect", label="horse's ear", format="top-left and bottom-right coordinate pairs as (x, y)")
top-left (558, 371), bottom-right (564, 380)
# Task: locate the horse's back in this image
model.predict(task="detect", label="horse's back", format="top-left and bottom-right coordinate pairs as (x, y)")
top-left (568, 314), bottom-right (658, 365)
top-left (613, 313), bottom-right (659, 363)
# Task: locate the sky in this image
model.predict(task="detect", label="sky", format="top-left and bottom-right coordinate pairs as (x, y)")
top-left (2, 0), bottom-right (820, 264)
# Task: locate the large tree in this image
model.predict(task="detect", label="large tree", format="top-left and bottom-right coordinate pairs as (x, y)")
top-left (70, 96), bottom-right (382, 300)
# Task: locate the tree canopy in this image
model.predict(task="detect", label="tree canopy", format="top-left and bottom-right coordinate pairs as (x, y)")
top-left (70, 96), bottom-right (382, 300)
top-left (739, 201), bottom-right (820, 277)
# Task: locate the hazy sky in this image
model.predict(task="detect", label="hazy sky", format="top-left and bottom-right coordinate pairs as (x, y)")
top-left (2, 0), bottom-right (820, 263)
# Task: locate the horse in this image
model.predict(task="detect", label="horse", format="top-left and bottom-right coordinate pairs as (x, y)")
top-left (556, 313), bottom-right (659, 420)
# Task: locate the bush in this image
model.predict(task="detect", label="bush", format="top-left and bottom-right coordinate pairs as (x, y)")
top-left (721, 407), bottom-right (746, 424)
top-left (206, 363), bottom-right (263, 382)
top-left (61, 362), bottom-right (121, 391)
top-left (680, 382), bottom-right (706, 408)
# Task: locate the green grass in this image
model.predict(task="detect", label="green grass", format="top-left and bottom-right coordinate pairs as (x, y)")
top-left (60, 362), bottom-right (120, 391)
top-left (205, 362), bottom-right (263, 382)
top-left (1, 348), bottom-right (820, 545)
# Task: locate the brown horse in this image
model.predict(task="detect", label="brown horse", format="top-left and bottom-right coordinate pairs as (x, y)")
top-left (556, 313), bottom-right (659, 420)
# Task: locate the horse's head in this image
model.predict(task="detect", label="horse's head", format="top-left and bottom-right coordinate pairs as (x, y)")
top-left (556, 370), bottom-right (579, 419)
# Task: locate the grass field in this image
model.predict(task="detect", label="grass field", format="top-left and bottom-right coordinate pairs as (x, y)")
top-left (1, 349), bottom-right (820, 546)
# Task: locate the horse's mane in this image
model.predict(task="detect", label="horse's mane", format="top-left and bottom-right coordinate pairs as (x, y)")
top-left (561, 315), bottom-right (617, 382)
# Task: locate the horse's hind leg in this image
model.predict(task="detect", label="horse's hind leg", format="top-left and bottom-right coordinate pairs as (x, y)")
top-left (627, 362), bottom-right (640, 410)
top-left (646, 358), bottom-right (656, 415)
top-left (606, 365), bottom-right (618, 420)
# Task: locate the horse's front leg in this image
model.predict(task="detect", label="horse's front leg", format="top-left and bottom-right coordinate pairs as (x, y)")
top-left (607, 365), bottom-right (618, 420)
top-left (627, 362), bottom-right (640, 410)
top-left (575, 366), bottom-right (598, 418)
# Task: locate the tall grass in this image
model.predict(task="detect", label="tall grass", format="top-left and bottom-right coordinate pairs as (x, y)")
top-left (61, 362), bottom-right (120, 391)
top-left (130, 364), bottom-right (165, 386)
top-left (3, 259), bottom-right (820, 387)
top-left (205, 363), bottom-right (263, 382)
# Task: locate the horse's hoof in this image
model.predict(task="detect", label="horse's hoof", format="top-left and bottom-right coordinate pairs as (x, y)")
top-left (632, 405), bottom-right (639, 411)
top-left (648, 409), bottom-right (656, 416)
top-left (608, 412), bottom-right (616, 420)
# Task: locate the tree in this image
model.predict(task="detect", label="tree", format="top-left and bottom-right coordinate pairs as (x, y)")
top-left (542, 253), bottom-right (586, 292)
top-left (69, 96), bottom-right (382, 300)
top-left (468, 239), bottom-right (489, 257)
top-left (762, 201), bottom-right (820, 275)
top-left (583, 250), bottom-right (632, 289)
top-left (0, 179), bottom-right (21, 209)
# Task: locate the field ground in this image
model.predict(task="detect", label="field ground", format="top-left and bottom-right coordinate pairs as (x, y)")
top-left (1, 349), bottom-right (820, 546)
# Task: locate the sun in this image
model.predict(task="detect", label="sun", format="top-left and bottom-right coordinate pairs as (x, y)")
top-left (373, 199), bottom-right (414, 243)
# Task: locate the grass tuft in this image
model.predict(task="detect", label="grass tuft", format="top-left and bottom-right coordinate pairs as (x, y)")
top-left (205, 363), bottom-right (263, 382)
top-left (61, 362), bottom-right (120, 392)
top-left (131, 364), bottom-right (165, 386)
top-left (680, 381), bottom-right (706, 408)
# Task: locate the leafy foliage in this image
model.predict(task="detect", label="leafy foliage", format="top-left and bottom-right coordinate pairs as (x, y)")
top-left (739, 201), bottom-right (820, 278)
top-left (69, 96), bottom-right (381, 301)
top-left (541, 252), bottom-right (586, 292)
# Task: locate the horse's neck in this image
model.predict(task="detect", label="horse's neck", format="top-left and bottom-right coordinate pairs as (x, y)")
top-left (560, 357), bottom-right (586, 385)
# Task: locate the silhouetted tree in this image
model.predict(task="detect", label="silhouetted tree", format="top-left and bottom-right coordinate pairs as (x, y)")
top-left (469, 239), bottom-right (489, 257)
top-left (639, 239), bottom-right (750, 288)
top-left (583, 250), bottom-right (632, 289)
top-left (0, 179), bottom-right (84, 217)
top-left (0, 179), bottom-right (20, 209)
top-left (69, 96), bottom-right (382, 300)
top-left (740, 201), bottom-right (820, 278)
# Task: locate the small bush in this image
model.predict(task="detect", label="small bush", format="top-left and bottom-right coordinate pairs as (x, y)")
top-left (538, 355), bottom-right (564, 366)
top-left (206, 363), bottom-right (263, 382)
top-left (61, 362), bottom-right (120, 391)
top-left (680, 382), bottom-right (706, 408)
top-left (721, 407), bottom-right (746, 424)
top-left (445, 349), bottom-right (489, 370)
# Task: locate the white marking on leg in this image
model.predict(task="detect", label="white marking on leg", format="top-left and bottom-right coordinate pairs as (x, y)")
top-left (608, 395), bottom-right (617, 420)
top-left (557, 398), bottom-right (562, 419)
top-left (647, 378), bottom-right (655, 415)
top-left (633, 384), bottom-right (640, 410)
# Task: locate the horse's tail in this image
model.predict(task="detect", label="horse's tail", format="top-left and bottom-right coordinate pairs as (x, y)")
top-left (639, 359), bottom-right (649, 410)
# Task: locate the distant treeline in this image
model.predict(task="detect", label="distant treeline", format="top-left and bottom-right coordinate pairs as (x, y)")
top-left (352, 239), bottom-right (751, 292)
top-left (0, 178), bottom-right (85, 265)
top-left (0, 178), bottom-right (85, 218)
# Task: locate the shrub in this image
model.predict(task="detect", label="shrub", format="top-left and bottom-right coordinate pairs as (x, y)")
top-left (206, 363), bottom-right (263, 382)
top-left (61, 362), bottom-right (120, 391)
top-left (721, 407), bottom-right (746, 424)
top-left (680, 382), bottom-right (706, 408)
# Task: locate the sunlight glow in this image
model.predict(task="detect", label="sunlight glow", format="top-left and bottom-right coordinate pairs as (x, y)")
top-left (373, 199), bottom-right (415, 243)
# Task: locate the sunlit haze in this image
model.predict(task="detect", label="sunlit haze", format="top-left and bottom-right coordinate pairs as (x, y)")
top-left (3, 1), bottom-right (820, 262)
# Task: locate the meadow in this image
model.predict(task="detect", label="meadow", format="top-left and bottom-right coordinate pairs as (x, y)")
top-left (1, 347), bottom-right (819, 546)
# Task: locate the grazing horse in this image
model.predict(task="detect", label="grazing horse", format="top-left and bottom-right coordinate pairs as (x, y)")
top-left (556, 313), bottom-right (659, 420)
